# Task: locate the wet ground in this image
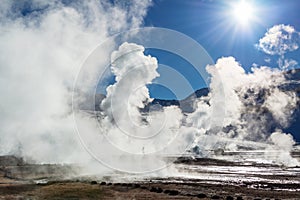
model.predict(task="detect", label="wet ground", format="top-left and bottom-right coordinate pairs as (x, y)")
top-left (0, 155), bottom-right (300, 199)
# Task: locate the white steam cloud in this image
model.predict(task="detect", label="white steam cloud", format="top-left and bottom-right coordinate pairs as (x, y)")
top-left (100, 42), bottom-right (186, 155)
top-left (0, 0), bottom-right (299, 178)
top-left (0, 0), bottom-right (151, 165)
top-left (188, 57), bottom-right (299, 166)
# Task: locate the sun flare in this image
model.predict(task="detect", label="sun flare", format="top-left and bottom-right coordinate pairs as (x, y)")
top-left (232, 0), bottom-right (254, 25)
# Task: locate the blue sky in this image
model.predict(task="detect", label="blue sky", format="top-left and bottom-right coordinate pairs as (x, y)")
top-left (144, 0), bottom-right (300, 100)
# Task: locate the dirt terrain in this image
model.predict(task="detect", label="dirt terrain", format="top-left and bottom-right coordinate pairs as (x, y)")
top-left (1, 178), bottom-right (299, 199)
top-left (0, 155), bottom-right (299, 200)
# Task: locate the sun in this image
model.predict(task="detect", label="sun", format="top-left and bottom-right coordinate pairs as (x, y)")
top-left (232, 0), bottom-right (254, 26)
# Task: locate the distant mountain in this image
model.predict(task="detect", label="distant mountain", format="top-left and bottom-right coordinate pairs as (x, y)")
top-left (142, 88), bottom-right (209, 113)
top-left (92, 88), bottom-right (209, 113)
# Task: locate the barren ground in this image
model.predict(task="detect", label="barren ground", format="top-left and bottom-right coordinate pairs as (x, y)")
top-left (0, 156), bottom-right (299, 200)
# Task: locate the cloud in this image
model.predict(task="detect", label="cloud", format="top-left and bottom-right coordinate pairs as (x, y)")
top-left (281, 58), bottom-right (298, 69)
top-left (101, 42), bottom-right (159, 125)
top-left (96, 42), bottom-right (190, 172)
top-left (188, 57), bottom-right (299, 166)
top-left (264, 88), bottom-right (297, 127)
top-left (257, 24), bottom-right (300, 56)
top-left (267, 130), bottom-right (299, 166)
top-left (264, 57), bottom-right (271, 63)
top-left (0, 0), bottom-right (299, 173)
top-left (0, 0), bottom-right (189, 173)
top-left (0, 0), bottom-right (151, 166)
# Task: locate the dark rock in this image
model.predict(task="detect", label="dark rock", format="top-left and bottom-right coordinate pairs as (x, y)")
top-left (236, 197), bottom-right (243, 200)
top-left (211, 195), bottom-right (220, 199)
top-left (149, 187), bottom-right (163, 193)
top-left (164, 189), bottom-right (171, 194)
top-left (167, 190), bottom-right (179, 196)
top-left (100, 181), bottom-right (106, 185)
top-left (197, 193), bottom-right (207, 198)
top-left (226, 196), bottom-right (234, 200)
top-left (156, 187), bottom-right (163, 193)
top-left (90, 181), bottom-right (97, 185)
top-left (150, 187), bottom-right (157, 192)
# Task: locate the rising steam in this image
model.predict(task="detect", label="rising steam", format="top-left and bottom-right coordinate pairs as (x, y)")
top-left (188, 57), bottom-right (299, 166)
top-left (0, 0), bottom-right (299, 177)
top-left (0, 0), bottom-right (151, 166)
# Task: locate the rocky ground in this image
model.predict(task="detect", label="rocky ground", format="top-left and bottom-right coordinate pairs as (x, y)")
top-left (0, 155), bottom-right (300, 200)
